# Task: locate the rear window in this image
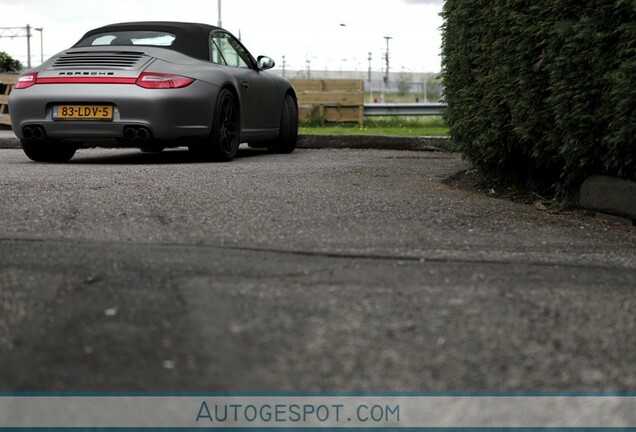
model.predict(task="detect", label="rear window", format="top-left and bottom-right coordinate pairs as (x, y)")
top-left (75, 30), bottom-right (176, 47)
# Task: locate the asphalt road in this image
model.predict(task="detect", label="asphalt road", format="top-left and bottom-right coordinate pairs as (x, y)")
top-left (0, 146), bottom-right (635, 391)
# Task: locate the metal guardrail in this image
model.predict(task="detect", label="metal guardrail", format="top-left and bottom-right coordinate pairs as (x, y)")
top-left (364, 103), bottom-right (445, 116)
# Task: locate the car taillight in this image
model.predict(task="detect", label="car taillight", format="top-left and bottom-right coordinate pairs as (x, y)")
top-left (136, 72), bottom-right (194, 89)
top-left (14, 72), bottom-right (38, 89)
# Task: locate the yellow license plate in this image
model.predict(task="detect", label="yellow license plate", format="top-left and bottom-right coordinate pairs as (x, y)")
top-left (54, 105), bottom-right (114, 121)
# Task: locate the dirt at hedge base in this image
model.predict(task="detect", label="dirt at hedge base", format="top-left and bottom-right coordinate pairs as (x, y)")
top-left (444, 168), bottom-right (635, 233)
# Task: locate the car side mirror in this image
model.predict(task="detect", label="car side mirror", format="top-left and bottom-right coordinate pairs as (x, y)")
top-left (257, 56), bottom-right (275, 71)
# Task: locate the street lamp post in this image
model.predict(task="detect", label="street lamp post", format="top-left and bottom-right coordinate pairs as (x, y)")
top-left (26, 24), bottom-right (32, 68)
top-left (383, 36), bottom-right (392, 90)
top-left (217, 0), bottom-right (222, 27)
top-left (34, 27), bottom-right (43, 65)
top-left (368, 52), bottom-right (373, 102)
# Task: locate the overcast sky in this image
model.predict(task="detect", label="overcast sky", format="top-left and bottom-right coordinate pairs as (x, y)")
top-left (0, 0), bottom-right (444, 73)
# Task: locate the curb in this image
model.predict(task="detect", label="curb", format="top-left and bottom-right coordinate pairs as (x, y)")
top-left (297, 134), bottom-right (452, 152)
top-left (1, 132), bottom-right (454, 152)
top-left (580, 175), bottom-right (636, 225)
top-left (0, 128), bottom-right (19, 149)
top-left (0, 139), bottom-right (19, 149)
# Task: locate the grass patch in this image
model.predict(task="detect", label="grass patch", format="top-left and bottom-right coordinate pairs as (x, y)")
top-left (300, 116), bottom-right (449, 136)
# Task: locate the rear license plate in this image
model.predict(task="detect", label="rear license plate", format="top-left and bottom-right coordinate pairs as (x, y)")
top-left (53, 105), bottom-right (114, 121)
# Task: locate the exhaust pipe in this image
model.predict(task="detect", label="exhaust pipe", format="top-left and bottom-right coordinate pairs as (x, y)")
top-left (136, 127), bottom-right (151, 141)
top-left (32, 126), bottom-right (45, 140)
top-left (22, 125), bottom-right (46, 140)
top-left (123, 127), bottom-right (137, 141)
top-left (23, 126), bottom-right (34, 140)
top-left (123, 126), bottom-right (152, 141)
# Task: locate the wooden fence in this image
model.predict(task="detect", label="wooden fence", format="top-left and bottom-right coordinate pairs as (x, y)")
top-left (0, 73), bottom-right (17, 126)
top-left (291, 79), bottom-right (364, 127)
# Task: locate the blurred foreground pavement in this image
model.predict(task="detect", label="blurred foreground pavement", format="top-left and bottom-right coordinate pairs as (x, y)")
top-left (0, 147), bottom-right (634, 391)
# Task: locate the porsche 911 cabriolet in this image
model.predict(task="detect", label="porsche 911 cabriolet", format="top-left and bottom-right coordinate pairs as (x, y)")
top-left (9, 21), bottom-right (298, 162)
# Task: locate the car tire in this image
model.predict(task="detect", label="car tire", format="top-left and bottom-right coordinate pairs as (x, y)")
top-left (268, 93), bottom-right (298, 154)
top-left (189, 88), bottom-right (240, 162)
top-left (20, 139), bottom-right (76, 163)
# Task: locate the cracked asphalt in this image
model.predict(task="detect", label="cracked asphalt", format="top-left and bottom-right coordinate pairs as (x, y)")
top-left (0, 146), bottom-right (635, 391)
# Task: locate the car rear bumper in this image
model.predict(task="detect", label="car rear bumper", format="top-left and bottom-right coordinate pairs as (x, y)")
top-left (9, 81), bottom-right (218, 141)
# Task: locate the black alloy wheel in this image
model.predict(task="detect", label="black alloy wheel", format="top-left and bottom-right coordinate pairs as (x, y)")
top-left (189, 88), bottom-right (240, 162)
top-left (269, 93), bottom-right (298, 154)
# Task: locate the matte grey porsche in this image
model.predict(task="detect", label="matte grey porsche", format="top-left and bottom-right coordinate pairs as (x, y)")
top-left (9, 21), bottom-right (298, 162)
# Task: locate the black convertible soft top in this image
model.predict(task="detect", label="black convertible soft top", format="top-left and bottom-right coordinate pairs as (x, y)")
top-left (74, 21), bottom-right (220, 61)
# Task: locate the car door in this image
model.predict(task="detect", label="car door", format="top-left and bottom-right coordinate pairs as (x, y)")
top-left (209, 31), bottom-right (278, 135)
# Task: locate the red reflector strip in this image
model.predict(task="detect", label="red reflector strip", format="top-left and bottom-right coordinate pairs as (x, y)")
top-left (36, 77), bottom-right (137, 85)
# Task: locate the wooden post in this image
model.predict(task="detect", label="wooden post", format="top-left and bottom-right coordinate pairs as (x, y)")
top-left (0, 73), bottom-right (18, 126)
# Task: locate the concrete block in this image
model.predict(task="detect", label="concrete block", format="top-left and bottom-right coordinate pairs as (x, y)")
top-left (580, 175), bottom-right (636, 220)
top-left (297, 135), bottom-right (453, 152)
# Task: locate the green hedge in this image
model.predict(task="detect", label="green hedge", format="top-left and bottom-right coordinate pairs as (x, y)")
top-left (441, 0), bottom-right (636, 197)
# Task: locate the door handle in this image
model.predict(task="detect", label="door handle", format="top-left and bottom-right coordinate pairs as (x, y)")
top-left (241, 80), bottom-right (250, 89)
